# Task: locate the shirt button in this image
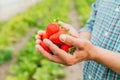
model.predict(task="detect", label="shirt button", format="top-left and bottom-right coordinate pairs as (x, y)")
top-left (104, 31), bottom-right (109, 36)
top-left (88, 75), bottom-right (92, 80)
top-left (115, 8), bottom-right (119, 12)
top-left (115, 6), bottom-right (120, 12)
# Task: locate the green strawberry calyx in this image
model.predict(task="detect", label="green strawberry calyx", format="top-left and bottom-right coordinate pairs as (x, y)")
top-left (69, 47), bottom-right (76, 54)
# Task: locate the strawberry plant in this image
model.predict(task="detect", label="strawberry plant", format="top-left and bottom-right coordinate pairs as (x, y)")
top-left (0, 48), bottom-right (13, 64)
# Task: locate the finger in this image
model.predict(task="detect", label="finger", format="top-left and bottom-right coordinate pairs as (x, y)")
top-left (58, 21), bottom-right (66, 25)
top-left (37, 30), bottom-right (45, 35)
top-left (35, 35), bottom-right (40, 39)
top-left (73, 50), bottom-right (86, 62)
top-left (36, 45), bottom-right (64, 64)
top-left (43, 39), bottom-right (73, 63)
top-left (36, 39), bottom-right (41, 44)
top-left (58, 21), bottom-right (71, 30)
top-left (43, 39), bottom-right (66, 54)
top-left (59, 34), bottom-right (84, 48)
top-left (36, 30), bottom-right (45, 40)
top-left (58, 22), bottom-right (79, 37)
top-left (52, 55), bottom-right (66, 64)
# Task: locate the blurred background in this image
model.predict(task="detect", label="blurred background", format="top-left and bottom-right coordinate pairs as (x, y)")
top-left (0, 0), bottom-right (41, 21)
top-left (0, 0), bottom-right (95, 80)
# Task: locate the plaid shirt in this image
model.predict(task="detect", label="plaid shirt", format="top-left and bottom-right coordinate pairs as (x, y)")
top-left (80, 0), bottom-right (120, 80)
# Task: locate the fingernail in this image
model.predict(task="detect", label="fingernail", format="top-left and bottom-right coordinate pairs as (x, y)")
top-left (60, 34), bottom-right (66, 42)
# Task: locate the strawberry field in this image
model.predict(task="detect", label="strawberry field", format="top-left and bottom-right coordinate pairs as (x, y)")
top-left (0, 0), bottom-right (95, 80)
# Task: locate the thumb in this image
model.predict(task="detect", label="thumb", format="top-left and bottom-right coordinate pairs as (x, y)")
top-left (58, 21), bottom-right (65, 26)
top-left (58, 21), bottom-right (70, 30)
top-left (59, 34), bottom-right (83, 48)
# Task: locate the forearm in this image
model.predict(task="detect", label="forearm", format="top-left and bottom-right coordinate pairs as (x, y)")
top-left (79, 32), bottom-right (91, 40)
top-left (91, 46), bottom-right (120, 74)
top-left (79, 31), bottom-right (120, 74)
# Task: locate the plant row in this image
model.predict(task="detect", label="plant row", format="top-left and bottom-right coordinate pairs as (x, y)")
top-left (0, 0), bottom-right (57, 64)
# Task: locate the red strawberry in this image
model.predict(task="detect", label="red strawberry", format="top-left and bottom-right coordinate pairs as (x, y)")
top-left (60, 44), bottom-right (71, 52)
top-left (40, 41), bottom-right (51, 53)
top-left (49, 28), bottom-right (66, 45)
top-left (46, 23), bottom-right (59, 37)
top-left (40, 33), bottom-right (48, 41)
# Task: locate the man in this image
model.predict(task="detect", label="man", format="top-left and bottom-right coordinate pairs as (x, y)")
top-left (36, 0), bottom-right (120, 80)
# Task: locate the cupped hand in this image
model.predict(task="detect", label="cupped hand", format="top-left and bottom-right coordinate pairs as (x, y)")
top-left (36, 32), bottom-right (95, 66)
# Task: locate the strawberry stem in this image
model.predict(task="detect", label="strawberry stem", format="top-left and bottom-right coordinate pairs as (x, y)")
top-left (69, 47), bottom-right (76, 54)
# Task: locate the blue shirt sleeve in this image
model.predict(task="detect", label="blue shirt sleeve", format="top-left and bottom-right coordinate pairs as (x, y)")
top-left (79, 1), bottom-right (98, 33)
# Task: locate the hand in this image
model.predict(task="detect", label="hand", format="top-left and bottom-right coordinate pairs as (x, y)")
top-left (36, 33), bottom-right (95, 66)
top-left (58, 21), bottom-right (79, 38)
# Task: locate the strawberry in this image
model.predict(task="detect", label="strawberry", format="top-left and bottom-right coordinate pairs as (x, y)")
top-left (60, 44), bottom-right (71, 52)
top-left (49, 28), bottom-right (66, 45)
top-left (40, 41), bottom-right (51, 53)
top-left (40, 33), bottom-right (48, 41)
top-left (37, 22), bottom-right (76, 54)
top-left (46, 23), bottom-right (59, 37)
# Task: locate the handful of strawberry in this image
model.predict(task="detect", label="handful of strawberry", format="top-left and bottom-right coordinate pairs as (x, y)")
top-left (39, 23), bottom-right (76, 54)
